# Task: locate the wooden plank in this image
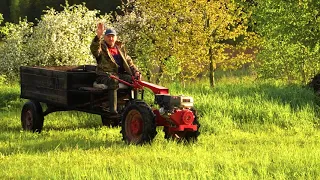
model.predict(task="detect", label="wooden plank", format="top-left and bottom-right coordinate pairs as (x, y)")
top-left (20, 85), bottom-right (68, 105)
top-left (20, 65), bottom-right (98, 106)
top-left (67, 71), bottom-right (96, 89)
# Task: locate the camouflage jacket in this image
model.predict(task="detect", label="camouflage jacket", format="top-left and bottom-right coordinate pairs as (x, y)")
top-left (90, 36), bottom-right (138, 75)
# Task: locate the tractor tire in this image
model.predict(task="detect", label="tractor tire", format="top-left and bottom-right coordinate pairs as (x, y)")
top-left (308, 73), bottom-right (320, 96)
top-left (101, 115), bottom-right (120, 127)
top-left (164, 108), bottom-right (200, 143)
top-left (121, 100), bottom-right (157, 144)
top-left (21, 101), bottom-right (44, 133)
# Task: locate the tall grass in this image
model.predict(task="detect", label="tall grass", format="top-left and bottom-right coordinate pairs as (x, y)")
top-left (0, 76), bottom-right (319, 179)
top-left (168, 75), bottom-right (320, 134)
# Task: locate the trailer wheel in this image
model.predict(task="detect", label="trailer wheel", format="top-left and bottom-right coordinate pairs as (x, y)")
top-left (164, 109), bottom-right (200, 143)
top-left (101, 115), bottom-right (120, 127)
top-left (21, 101), bottom-right (44, 133)
top-left (121, 100), bottom-right (157, 144)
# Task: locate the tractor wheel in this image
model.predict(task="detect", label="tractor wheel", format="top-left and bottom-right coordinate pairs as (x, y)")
top-left (121, 100), bottom-right (157, 144)
top-left (101, 115), bottom-right (120, 127)
top-left (164, 109), bottom-right (200, 143)
top-left (21, 101), bottom-right (44, 133)
top-left (307, 73), bottom-right (320, 96)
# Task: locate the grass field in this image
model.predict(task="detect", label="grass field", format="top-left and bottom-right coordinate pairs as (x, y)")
top-left (0, 74), bottom-right (320, 179)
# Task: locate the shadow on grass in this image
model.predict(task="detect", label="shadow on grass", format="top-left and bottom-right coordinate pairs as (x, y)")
top-left (0, 122), bottom-right (108, 134)
top-left (0, 90), bottom-right (23, 110)
top-left (0, 128), bottom-right (125, 155)
top-left (0, 110), bottom-right (123, 153)
top-left (215, 82), bottom-right (320, 111)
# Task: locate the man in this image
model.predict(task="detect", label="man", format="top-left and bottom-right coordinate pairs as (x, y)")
top-left (90, 23), bottom-right (140, 114)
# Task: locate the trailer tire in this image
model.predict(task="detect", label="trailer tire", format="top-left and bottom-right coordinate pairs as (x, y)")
top-left (21, 101), bottom-right (44, 133)
top-left (121, 100), bottom-right (157, 144)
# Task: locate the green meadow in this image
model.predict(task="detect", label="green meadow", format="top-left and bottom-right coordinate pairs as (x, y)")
top-left (0, 74), bottom-right (320, 179)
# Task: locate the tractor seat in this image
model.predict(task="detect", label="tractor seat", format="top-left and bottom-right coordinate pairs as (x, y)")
top-left (93, 82), bottom-right (129, 89)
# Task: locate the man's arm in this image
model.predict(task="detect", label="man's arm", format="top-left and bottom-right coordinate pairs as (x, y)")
top-left (90, 23), bottom-right (104, 61)
top-left (90, 36), bottom-right (101, 60)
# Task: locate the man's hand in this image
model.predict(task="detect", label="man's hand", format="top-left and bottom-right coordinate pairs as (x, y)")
top-left (135, 72), bottom-right (141, 80)
top-left (96, 23), bottom-right (104, 38)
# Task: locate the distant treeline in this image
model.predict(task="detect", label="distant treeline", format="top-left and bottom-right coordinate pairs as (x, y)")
top-left (0, 0), bottom-right (122, 23)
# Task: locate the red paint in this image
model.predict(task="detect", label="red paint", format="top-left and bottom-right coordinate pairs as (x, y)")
top-left (110, 75), bottom-right (169, 94)
top-left (110, 75), bottom-right (198, 133)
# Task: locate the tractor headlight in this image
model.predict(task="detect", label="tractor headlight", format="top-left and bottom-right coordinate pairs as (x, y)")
top-left (159, 107), bottom-right (166, 115)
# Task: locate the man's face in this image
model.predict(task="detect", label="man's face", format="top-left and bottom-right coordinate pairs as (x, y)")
top-left (104, 34), bottom-right (117, 47)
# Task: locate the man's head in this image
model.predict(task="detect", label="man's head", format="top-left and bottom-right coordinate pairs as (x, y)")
top-left (104, 28), bottom-right (117, 47)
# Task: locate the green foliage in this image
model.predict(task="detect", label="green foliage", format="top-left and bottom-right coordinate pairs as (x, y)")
top-left (253, 0), bottom-right (320, 83)
top-left (0, 3), bottom-right (111, 79)
top-left (169, 78), bottom-right (319, 134)
top-left (0, 75), bottom-right (6, 85)
top-left (162, 56), bottom-right (182, 81)
top-left (25, 3), bottom-right (109, 66)
top-left (9, 0), bottom-right (21, 23)
top-left (0, 13), bottom-right (4, 36)
top-left (0, 0), bottom-right (121, 23)
top-left (0, 13), bottom-right (3, 24)
top-left (0, 18), bottom-right (33, 78)
top-left (114, 0), bottom-right (257, 83)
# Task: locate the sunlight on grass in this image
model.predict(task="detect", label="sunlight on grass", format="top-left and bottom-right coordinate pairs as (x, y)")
top-left (0, 78), bottom-right (320, 179)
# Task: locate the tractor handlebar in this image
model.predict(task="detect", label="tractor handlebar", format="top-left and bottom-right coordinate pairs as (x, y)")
top-left (109, 74), bottom-right (169, 95)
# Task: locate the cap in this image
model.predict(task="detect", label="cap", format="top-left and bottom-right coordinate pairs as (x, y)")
top-left (105, 28), bottom-right (117, 36)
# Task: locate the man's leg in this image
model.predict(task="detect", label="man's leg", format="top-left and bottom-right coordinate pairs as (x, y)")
top-left (108, 89), bottom-right (117, 114)
top-left (96, 74), bottom-right (119, 114)
top-left (118, 73), bottom-right (139, 99)
top-left (118, 73), bottom-right (133, 84)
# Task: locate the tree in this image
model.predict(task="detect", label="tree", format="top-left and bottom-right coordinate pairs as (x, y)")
top-left (114, 0), bottom-right (256, 86)
top-left (0, 0), bottom-right (122, 23)
top-left (9, 0), bottom-right (21, 23)
top-left (0, 18), bottom-right (33, 78)
top-left (0, 1), bottom-right (10, 23)
top-left (0, 3), bottom-right (111, 79)
top-left (25, 3), bottom-right (110, 66)
top-left (0, 14), bottom-right (3, 24)
top-left (253, 0), bottom-right (320, 83)
top-left (201, 0), bottom-right (258, 86)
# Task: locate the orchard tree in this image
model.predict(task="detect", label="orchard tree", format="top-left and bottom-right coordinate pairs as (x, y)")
top-left (0, 13), bottom-right (5, 36)
top-left (0, 18), bottom-right (33, 79)
top-left (253, 0), bottom-right (320, 83)
top-left (200, 0), bottom-right (258, 86)
top-left (0, 14), bottom-right (3, 24)
top-left (114, 0), bottom-right (256, 86)
top-left (0, 3), bottom-right (111, 79)
top-left (115, 0), bottom-right (206, 83)
top-left (25, 3), bottom-right (110, 66)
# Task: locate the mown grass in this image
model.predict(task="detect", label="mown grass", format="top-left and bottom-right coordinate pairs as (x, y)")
top-left (0, 75), bottom-right (320, 179)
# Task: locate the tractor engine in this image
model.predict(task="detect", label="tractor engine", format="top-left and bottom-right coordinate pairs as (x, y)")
top-left (154, 94), bottom-right (197, 131)
top-left (155, 94), bottom-right (194, 110)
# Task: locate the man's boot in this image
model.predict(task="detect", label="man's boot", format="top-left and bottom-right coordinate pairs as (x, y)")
top-left (108, 89), bottom-right (118, 115)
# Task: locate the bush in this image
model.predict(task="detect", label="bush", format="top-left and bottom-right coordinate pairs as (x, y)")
top-left (0, 19), bottom-right (33, 79)
top-left (0, 74), bottom-right (6, 85)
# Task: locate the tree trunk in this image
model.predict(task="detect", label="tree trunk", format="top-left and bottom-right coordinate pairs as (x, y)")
top-left (209, 46), bottom-right (216, 87)
top-left (10, 0), bottom-right (20, 23)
